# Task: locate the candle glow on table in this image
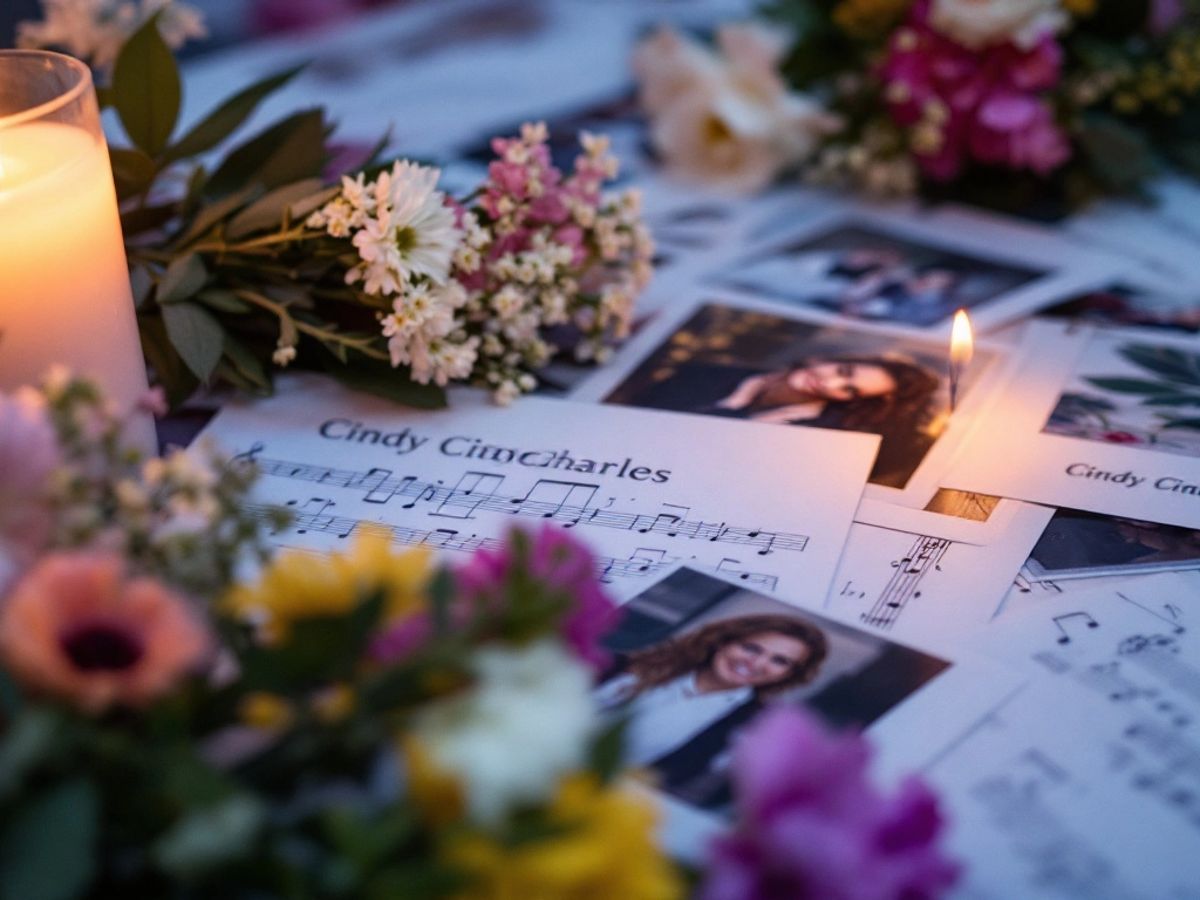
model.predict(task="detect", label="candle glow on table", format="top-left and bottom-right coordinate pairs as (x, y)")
top-left (0, 52), bottom-right (150, 437)
top-left (948, 308), bottom-right (974, 412)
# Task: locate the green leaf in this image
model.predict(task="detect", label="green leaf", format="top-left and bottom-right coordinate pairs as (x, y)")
top-left (197, 289), bottom-right (252, 315)
top-left (226, 177), bottom-right (326, 239)
top-left (587, 717), bottom-right (627, 785)
top-left (162, 301), bottom-right (225, 382)
top-left (172, 185), bottom-right (258, 248)
top-left (162, 66), bottom-right (304, 164)
top-left (204, 109), bottom-right (329, 199)
top-left (322, 357), bottom-right (448, 410)
top-left (109, 147), bottom-right (157, 200)
top-left (288, 185), bottom-right (341, 225)
top-left (140, 313), bottom-right (200, 408)
top-left (154, 795), bottom-right (264, 879)
top-left (111, 15), bottom-right (182, 157)
top-left (156, 253), bottom-right (209, 305)
top-left (0, 779), bottom-right (98, 900)
top-left (0, 710), bottom-right (61, 799)
top-left (1083, 377), bottom-right (1179, 395)
top-left (220, 335), bottom-right (271, 392)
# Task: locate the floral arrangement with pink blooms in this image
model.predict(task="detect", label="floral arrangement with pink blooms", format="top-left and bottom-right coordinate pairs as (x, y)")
top-left (0, 376), bottom-right (959, 899)
top-left (634, 0), bottom-right (1199, 210)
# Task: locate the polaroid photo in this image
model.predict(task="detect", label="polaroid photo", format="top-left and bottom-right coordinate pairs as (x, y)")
top-left (571, 295), bottom-right (1018, 530)
top-left (946, 320), bottom-right (1200, 529)
top-left (708, 202), bottom-right (1121, 335)
top-left (1024, 507), bottom-right (1200, 582)
top-left (598, 566), bottom-right (1022, 860)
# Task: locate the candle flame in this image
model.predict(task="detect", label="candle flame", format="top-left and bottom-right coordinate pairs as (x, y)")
top-left (950, 308), bottom-right (974, 369)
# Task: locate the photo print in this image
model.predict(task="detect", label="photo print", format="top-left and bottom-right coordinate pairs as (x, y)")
top-left (945, 321), bottom-right (1200, 530)
top-left (1025, 508), bottom-right (1200, 581)
top-left (1043, 332), bottom-right (1200, 460)
top-left (594, 567), bottom-right (951, 815)
top-left (718, 221), bottom-right (1042, 328)
top-left (588, 301), bottom-right (1000, 495)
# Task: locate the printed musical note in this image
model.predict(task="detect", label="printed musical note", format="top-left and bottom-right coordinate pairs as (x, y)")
top-left (252, 455), bottom-right (810, 556)
top-left (860, 535), bottom-right (950, 631)
top-left (1052, 611), bottom-right (1099, 645)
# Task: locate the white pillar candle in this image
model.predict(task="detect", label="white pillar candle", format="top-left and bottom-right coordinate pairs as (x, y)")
top-left (0, 52), bottom-right (153, 447)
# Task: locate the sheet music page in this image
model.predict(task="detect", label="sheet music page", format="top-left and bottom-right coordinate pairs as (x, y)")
top-left (823, 502), bottom-right (1053, 651)
top-left (195, 375), bottom-right (879, 602)
top-left (929, 573), bottom-right (1200, 900)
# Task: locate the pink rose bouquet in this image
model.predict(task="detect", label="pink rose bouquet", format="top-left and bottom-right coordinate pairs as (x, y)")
top-left (636, 0), bottom-right (1199, 210)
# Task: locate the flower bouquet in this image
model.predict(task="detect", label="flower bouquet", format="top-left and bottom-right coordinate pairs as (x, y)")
top-left (634, 1), bottom-right (1200, 211)
top-left (0, 376), bottom-right (959, 899)
top-left (18, 3), bottom-right (653, 409)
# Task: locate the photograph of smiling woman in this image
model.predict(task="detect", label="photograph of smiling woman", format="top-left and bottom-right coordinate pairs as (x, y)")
top-left (594, 614), bottom-right (829, 769)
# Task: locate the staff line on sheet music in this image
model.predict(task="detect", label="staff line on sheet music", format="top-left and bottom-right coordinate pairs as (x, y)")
top-left (246, 504), bottom-right (780, 590)
top-left (241, 450), bottom-right (808, 556)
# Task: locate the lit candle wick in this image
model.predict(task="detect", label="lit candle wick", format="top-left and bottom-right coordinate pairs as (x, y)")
top-left (949, 308), bottom-right (974, 412)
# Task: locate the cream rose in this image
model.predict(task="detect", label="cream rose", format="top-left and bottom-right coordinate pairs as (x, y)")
top-left (634, 23), bottom-right (839, 193)
top-left (929, 0), bottom-right (1067, 49)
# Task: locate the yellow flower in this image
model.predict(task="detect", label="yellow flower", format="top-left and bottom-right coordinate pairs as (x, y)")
top-left (239, 692), bottom-right (294, 730)
top-left (223, 532), bottom-right (431, 641)
top-left (311, 682), bottom-right (356, 724)
top-left (402, 737), bottom-right (467, 828)
top-left (445, 775), bottom-right (683, 900)
top-left (1062, 0), bottom-right (1095, 15)
top-left (833, 0), bottom-right (913, 39)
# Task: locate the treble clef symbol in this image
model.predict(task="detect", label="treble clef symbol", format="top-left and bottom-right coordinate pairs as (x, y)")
top-left (232, 441), bottom-right (264, 466)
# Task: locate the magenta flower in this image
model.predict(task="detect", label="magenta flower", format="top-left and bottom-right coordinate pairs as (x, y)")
top-left (879, 1), bottom-right (1070, 181)
top-left (699, 707), bottom-right (959, 900)
top-left (457, 525), bottom-right (621, 672)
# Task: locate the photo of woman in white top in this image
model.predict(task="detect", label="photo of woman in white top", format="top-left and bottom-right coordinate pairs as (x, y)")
top-left (594, 614), bottom-right (829, 768)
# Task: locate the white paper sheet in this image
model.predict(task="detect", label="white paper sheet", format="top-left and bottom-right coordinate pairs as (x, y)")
top-left (932, 574), bottom-right (1200, 900)
top-left (946, 320), bottom-right (1200, 529)
top-left (195, 375), bottom-right (878, 602)
top-left (823, 502), bottom-right (1054, 653)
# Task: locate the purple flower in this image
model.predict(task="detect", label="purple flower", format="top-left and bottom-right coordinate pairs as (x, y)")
top-left (699, 707), bottom-right (959, 900)
top-left (457, 525), bottom-right (621, 672)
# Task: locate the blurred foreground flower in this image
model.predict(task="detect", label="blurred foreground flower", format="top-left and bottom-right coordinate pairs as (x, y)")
top-left (0, 552), bottom-right (211, 713)
top-left (699, 706), bottom-right (959, 900)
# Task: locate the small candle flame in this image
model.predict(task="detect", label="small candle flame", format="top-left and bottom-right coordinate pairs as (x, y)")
top-left (948, 309), bottom-right (973, 412)
top-left (951, 308), bottom-right (974, 369)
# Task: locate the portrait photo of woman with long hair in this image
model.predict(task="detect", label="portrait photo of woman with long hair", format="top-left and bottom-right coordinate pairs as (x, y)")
top-left (603, 303), bottom-right (950, 489)
top-left (595, 568), bottom-right (953, 813)
top-left (595, 614), bottom-right (829, 768)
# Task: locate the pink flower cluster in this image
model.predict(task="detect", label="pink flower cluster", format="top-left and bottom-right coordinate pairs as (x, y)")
top-left (455, 123), bottom-right (653, 399)
top-left (700, 707), bottom-right (959, 900)
top-left (455, 524), bottom-right (621, 672)
top-left (880, 0), bottom-right (1070, 181)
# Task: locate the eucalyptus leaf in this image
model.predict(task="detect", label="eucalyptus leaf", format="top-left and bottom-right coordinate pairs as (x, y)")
top-left (112, 16), bottom-right (182, 157)
top-left (173, 185), bottom-right (258, 248)
top-left (205, 110), bottom-right (329, 199)
top-left (197, 289), bottom-right (253, 315)
top-left (288, 185), bottom-right (342, 225)
top-left (162, 302), bottom-right (226, 382)
top-left (154, 796), bottom-right (265, 879)
top-left (157, 253), bottom-right (209, 306)
top-left (0, 779), bottom-right (98, 900)
top-left (140, 314), bottom-right (200, 408)
top-left (222, 334), bottom-right (272, 391)
top-left (226, 178), bottom-right (325, 240)
top-left (109, 146), bottom-right (157, 199)
top-left (162, 66), bottom-right (304, 164)
top-left (0, 710), bottom-right (62, 799)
